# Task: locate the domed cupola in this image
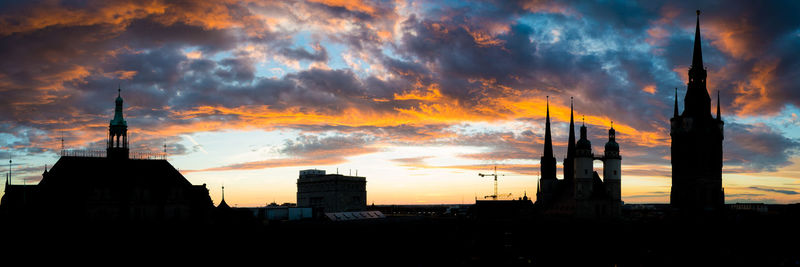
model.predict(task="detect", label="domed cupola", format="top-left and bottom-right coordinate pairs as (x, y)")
top-left (605, 123), bottom-right (619, 152)
top-left (576, 117), bottom-right (591, 151)
top-left (604, 122), bottom-right (620, 159)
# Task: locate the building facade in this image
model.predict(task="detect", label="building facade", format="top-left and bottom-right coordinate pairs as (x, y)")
top-left (670, 11), bottom-right (725, 215)
top-left (296, 169), bottom-right (366, 213)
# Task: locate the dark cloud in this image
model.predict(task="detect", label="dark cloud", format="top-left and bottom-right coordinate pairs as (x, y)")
top-left (748, 186), bottom-right (799, 195)
top-left (625, 191), bottom-right (671, 199)
top-left (280, 133), bottom-right (379, 159)
top-left (724, 122), bottom-right (800, 172)
top-left (279, 45), bottom-right (329, 62)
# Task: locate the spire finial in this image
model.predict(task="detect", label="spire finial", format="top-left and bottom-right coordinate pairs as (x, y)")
top-left (611, 120), bottom-right (613, 129)
top-left (691, 9), bottom-right (704, 70)
top-left (674, 88), bottom-right (679, 117)
top-left (582, 115), bottom-right (585, 126)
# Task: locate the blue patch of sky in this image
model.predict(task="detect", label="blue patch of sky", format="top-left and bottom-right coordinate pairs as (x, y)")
top-left (169, 129), bottom-right (302, 171)
top-left (325, 41), bottom-right (349, 70)
top-left (0, 132), bottom-right (22, 147)
top-left (254, 61), bottom-right (287, 79)
top-left (208, 50), bottom-right (234, 62)
top-left (727, 104), bottom-right (800, 140)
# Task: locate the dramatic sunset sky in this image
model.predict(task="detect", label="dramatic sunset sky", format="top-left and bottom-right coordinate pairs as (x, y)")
top-left (1, 0), bottom-right (799, 206)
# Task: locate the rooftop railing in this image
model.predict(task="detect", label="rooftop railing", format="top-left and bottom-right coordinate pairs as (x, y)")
top-left (60, 149), bottom-right (167, 160)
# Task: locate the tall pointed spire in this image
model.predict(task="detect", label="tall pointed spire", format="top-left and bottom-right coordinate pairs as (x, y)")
top-left (716, 90), bottom-right (721, 120)
top-left (674, 88), bottom-right (679, 117)
top-left (684, 10), bottom-right (711, 118)
top-left (564, 97), bottom-right (576, 180)
top-left (692, 10), bottom-right (704, 70)
top-left (543, 96), bottom-right (553, 158)
top-left (540, 96), bottom-right (557, 180)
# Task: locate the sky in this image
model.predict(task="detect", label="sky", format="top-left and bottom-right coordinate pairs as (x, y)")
top-left (1, 0), bottom-right (799, 207)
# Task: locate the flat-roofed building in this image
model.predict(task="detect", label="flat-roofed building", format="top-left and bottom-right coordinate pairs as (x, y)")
top-left (296, 169), bottom-right (366, 213)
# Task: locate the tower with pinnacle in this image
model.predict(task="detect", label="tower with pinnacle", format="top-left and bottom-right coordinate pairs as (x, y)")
top-left (670, 10), bottom-right (725, 215)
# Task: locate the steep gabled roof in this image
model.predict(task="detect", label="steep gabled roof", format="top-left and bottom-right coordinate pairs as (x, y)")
top-left (39, 156), bottom-right (192, 188)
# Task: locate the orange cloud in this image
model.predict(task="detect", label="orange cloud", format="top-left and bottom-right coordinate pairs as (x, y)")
top-left (0, 0), bottom-right (272, 38)
top-left (462, 25), bottom-right (505, 47)
top-left (642, 85), bottom-right (657, 94)
top-left (393, 82), bottom-right (443, 101)
top-left (732, 59), bottom-right (779, 116)
top-left (705, 20), bottom-right (757, 60)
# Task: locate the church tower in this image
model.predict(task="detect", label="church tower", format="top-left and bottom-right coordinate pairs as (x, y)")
top-left (107, 87), bottom-right (129, 159)
top-left (537, 97), bottom-right (558, 205)
top-left (540, 96), bottom-right (557, 180)
top-left (574, 119), bottom-right (593, 200)
top-left (670, 10), bottom-right (725, 215)
top-left (603, 123), bottom-right (621, 216)
top-left (563, 97), bottom-right (576, 181)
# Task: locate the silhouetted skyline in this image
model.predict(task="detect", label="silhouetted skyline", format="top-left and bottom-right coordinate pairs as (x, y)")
top-left (1, 1), bottom-right (800, 207)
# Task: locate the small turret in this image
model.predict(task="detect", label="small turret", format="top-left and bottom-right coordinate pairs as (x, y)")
top-left (604, 122), bottom-right (619, 155)
top-left (218, 185), bottom-right (230, 209)
top-left (107, 86), bottom-right (129, 159)
top-left (576, 117), bottom-right (591, 152)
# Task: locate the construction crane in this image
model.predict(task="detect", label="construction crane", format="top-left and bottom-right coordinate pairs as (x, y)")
top-left (478, 165), bottom-right (505, 200)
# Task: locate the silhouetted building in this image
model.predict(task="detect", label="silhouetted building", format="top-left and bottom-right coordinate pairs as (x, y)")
top-left (670, 11), bottom-right (725, 216)
top-left (471, 193), bottom-right (534, 221)
top-left (0, 88), bottom-right (214, 223)
top-left (296, 169), bottom-right (366, 213)
top-left (536, 97), bottom-right (622, 218)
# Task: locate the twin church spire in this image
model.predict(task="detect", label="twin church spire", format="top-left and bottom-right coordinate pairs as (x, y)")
top-left (540, 96), bottom-right (615, 180)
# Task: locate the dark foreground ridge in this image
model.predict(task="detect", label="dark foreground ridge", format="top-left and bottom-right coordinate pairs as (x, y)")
top-left (3, 204), bottom-right (800, 266)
